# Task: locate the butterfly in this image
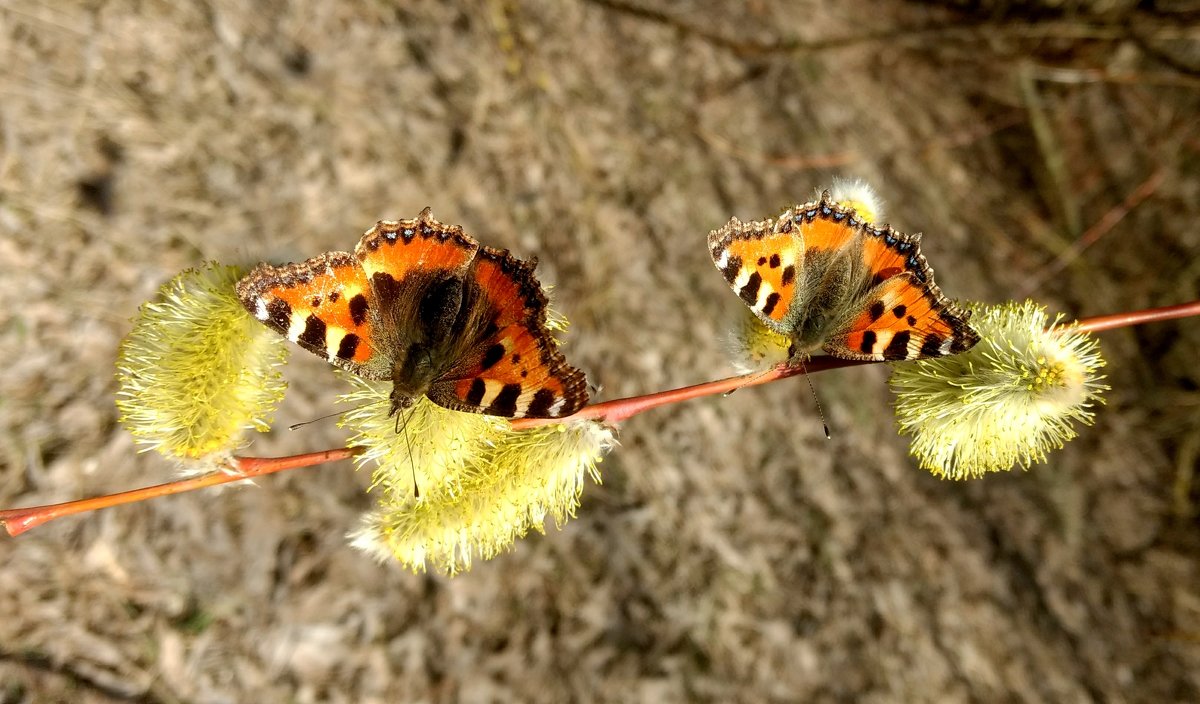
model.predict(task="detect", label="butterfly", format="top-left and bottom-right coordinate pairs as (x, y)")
top-left (236, 208), bottom-right (588, 419)
top-left (708, 191), bottom-right (980, 362)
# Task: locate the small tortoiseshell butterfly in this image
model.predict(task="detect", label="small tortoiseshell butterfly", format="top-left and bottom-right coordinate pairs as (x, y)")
top-left (236, 208), bottom-right (588, 419)
top-left (709, 191), bottom-right (980, 362)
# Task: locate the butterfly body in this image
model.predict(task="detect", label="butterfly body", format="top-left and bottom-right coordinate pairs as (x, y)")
top-left (237, 209), bottom-right (588, 419)
top-left (709, 192), bottom-right (979, 362)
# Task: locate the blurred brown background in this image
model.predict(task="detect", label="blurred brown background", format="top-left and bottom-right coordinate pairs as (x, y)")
top-left (1, 1), bottom-right (1198, 702)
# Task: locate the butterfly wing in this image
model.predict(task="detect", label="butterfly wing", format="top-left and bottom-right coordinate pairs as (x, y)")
top-left (823, 226), bottom-right (980, 361)
top-left (708, 216), bottom-right (806, 334)
top-left (236, 250), bottom-right (391, 379)
top-left (426, 247), bottom-right (589, 419)
top-left (354, 211), bottom-right (479, 288)
top-left (710, 191), bottom-right (979, 362)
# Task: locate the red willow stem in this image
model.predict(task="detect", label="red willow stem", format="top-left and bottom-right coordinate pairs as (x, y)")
top-left (1073, 300), bottom-right (1200, 334)
top-left (509, 356), bottom-right (866, 429)
top-left (2, 299), bottom-right (1197, 536)
top-left (0, 448), bottom-right (360, 537)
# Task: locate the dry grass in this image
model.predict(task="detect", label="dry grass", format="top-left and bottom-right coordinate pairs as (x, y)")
top-left (1, 1), bottom-right (1198, 702)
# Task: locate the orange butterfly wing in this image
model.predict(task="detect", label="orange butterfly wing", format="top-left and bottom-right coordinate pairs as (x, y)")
top-left (710, 192), bottom-right (979, 362)
top-left (236, 250), bottom-right (388, 378)
top-left (825, 272), bottom-right (980, 361)
top-left (708, 217), bottom-right (806, 332)
top-left (354, 210), bottom-right (479, 285)
top-left (428, 247), bottom-right (589, 419)
top-left (820, 208), bottom-right (980, 361)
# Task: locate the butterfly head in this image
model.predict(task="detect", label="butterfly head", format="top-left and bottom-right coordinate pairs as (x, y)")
top-left (389, 345), bottom-right (441, 416)
top-left (388, 387), bottom-right (419, 418)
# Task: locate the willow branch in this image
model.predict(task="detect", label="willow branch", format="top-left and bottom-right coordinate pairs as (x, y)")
top-left (0, 448), bottom-right (361, 537)
top-left (2, 299), bottom-right (1197, 536)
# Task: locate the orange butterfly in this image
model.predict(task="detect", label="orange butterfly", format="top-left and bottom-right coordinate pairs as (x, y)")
top-left (237, 209), bottom-right (588, 419)
top-left (709, 191), bottom-right (980, 361)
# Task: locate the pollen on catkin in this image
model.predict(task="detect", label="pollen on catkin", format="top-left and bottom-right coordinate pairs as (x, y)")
top-left (339, 378), bottom-right (615, 575)
top-left (115, 263), bottom-right (289, 462)
top-left (889, 300), bottom-right (1108, 479)
top-left (727, 308), bottom-right (793, 374)
top-left (826, 177), bottom-right (884, 224)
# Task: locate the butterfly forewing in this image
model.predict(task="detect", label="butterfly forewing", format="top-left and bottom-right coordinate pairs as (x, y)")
top-left (355, 214), bottom-right (478, 286)
top-left (236, 251), bottom-right (389, 379)
top-left (709, 219), bottom-right (805, 333)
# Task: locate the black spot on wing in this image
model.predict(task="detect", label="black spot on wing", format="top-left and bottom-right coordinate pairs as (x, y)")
top-left (884, 330), bottom-right (912, 360)
top-left (769, 253), bottom-right (781, 268)
top-left (920, 335), bottom-right (944, 357)
top-left (526, 388), bottom-right (557, 417)
top-left (720, 253), bottom-right (743, 284)
top-left (480, 343), bottom-right (506, 371)
top-left (781, 265), bottom-right (796, 288)
top-left (299, 315), bottom-right (327, 351)
top-left (266, 298), bottom-right (291, 332)
top-left (489, 383), bottom-right (522, 416)
top-left (762, 292), bottom-right (781, 317)
top-left (860, 330), bottom-right (877, 355)
top-left (465, 378), bottom-right (487, 406)
top-left (868, 301), bottom-right (885, 322)
top-left (336, 333), bottom-right (360, 360)
top-left (893, 304), bottom-right (907, 319)
top-left (349, 294), bottom-right (369, 326)
top-left (739, 272), bottom-right (763, 306)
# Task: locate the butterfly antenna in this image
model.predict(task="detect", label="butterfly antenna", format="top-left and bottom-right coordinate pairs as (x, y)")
top-left (289, 408), bottom-right (356, 431)
top-left (396, 408), bottom-right (420, 499)
top-left (796, 357), bottom-right (831, 439)
top-left (723, 366), bottom-right (775, 397)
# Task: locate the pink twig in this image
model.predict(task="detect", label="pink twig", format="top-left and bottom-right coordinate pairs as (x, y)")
top-left (0, 448), bottom-right (361, 537)
top-left (2, 299), bottom-right (1197, 535)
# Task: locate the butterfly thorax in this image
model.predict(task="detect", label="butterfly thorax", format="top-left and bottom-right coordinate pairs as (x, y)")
top-left (380, 271), bottom-right (474, 416)
top-left (785, 239), bottom-right (872, 358)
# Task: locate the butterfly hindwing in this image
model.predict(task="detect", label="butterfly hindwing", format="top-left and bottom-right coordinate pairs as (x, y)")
top-left (825, 271), bottom-right (980, 361)
top-left (427, 247), bottom-right (588, 419)
top-left (236, 251), bottom-right (389, 379)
